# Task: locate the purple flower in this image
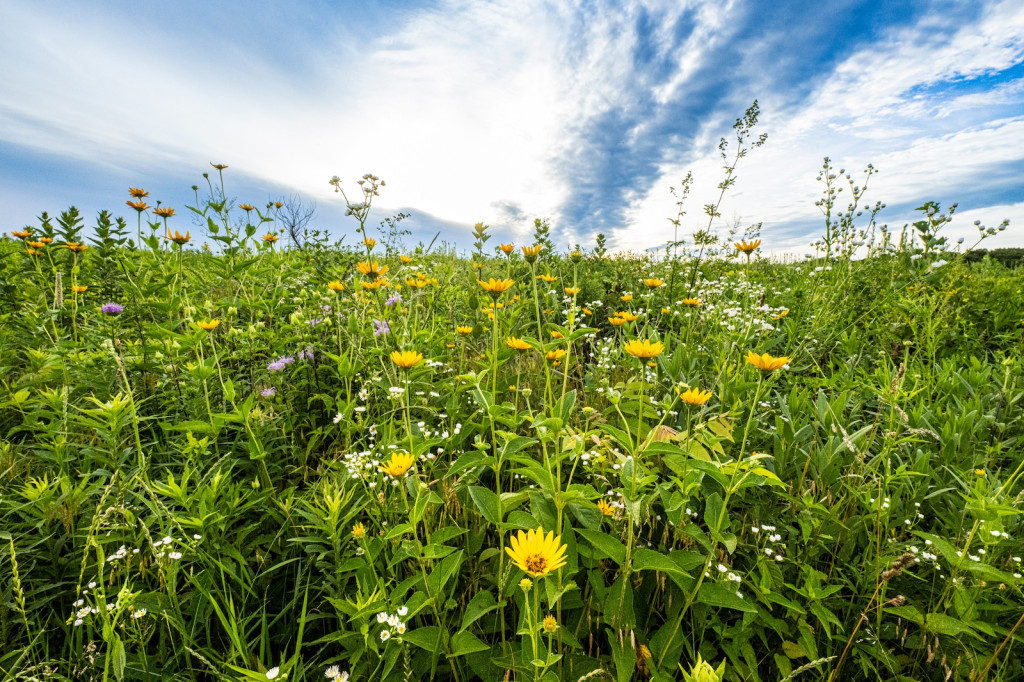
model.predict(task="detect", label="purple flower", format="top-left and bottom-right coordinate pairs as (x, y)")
top-left (268, 355), bottom-right (295, 372)
top-left (385, 293), bottom-right (402, 307)
top-left (307, 317), bottom-right (323, 327)
top-left (101, 303), bottom-right (124, 315)
top-left (260, 387), bottom-right (276, 398)
top-left (373, 319), bottom-right (390, 337)
top-left (298, 346), bottom-right (314, 361)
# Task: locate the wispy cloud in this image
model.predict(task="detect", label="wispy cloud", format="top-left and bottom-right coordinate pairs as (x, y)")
top-left (0, 0), bottom-right (1021, 254)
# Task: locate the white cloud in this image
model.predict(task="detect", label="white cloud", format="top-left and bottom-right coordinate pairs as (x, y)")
top-left (610, 0), bottom-right (1024, 255)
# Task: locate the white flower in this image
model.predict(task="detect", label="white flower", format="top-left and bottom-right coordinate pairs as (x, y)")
top-left (169, 551), bottom-right (183, 560)
top-left (376, 612), bottom-right (388, 624)
top-left (266, 667), bottom-right (280, 679)
top-left (395, 622), bottom-right (407, 634)
top-left (381, 630), bottom-right (391, 642)
top-left (333, 412), bottom-right (343, 424)
top-left (397, 606), bottom-right (408, 616)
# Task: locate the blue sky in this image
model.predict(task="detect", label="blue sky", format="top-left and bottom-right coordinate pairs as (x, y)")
top-left (1, 0), bottom-right (1022, 255)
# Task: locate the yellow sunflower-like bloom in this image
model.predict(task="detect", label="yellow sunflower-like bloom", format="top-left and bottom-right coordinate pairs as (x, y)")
top-left (357, 261), bottom-right (388, 278)
top-left (643, 278), bottom-right (664, 288)
top-left (379, 451), bottom-right (415, 477)
top-left (456, 325), bottom-right (473, 335)
top-left (361, 280), bottom-right (384, 290)
top-left (623, 339), bottom-right (664, 359)
top-left (564, 287), bottom-right (580, 295)
top-left (550, 331), bottom-right (563, 339)
top-left (11, 230), bottom-right (32, 239)
top-left (521, 244), bottom-right (543, 262)
top-left (478, 278), bottom-right (515, 297)
top-left (238, 203), bottom-right (255, 211)
top-left (328, 280), bottom-right (345, 292)
top-left (390, 350), bottom-right (423, 369)
top-left (363, 237), bottom-right (377, 248)
top-left (167, 230), bottom-right (191, 245)
top-left (506, 337), bottom-right (532, 350)
top-left (597, 499), bottom-right (616, 517)
top-left (616, 311), bottom-right (639, 322)
top-left (772, 309), bottom-right (790, 320)
top-left (677, 386), bottom-right (713, 405)
top-left (681, 298), bottom-right (702, 306)
top-left (543, 615), bottom-right (558, 633)
top-left (196, 320), bottom-right (221, 331)
top-left (537, 274), bottom-right (558, 283)
top-left (546, 349), bottom-right (567, 362)
top-left (66, 243), bottom-right (88, 253)
top-left (128, 187), bottom-right (149, 199)
top-left (27, 241), bottom-right (45, 249)
top-left (570, 250), bottom-right (582, 262)
top-left (582, 307), bottom-right (593, 315)
top-left (734, 239), bottom-right (761, 254)
top-left (262, 233), bottom-right (279, 243)
top-left (609, 316), bottom-right (627, 326)
top-left (351, 522), bottom-right (366, 539)
top-left (744, 350), bottom-right (790, 371)
top-left (400, 254), bottom-right (413, 263)
top-left (210, 163), bottom-right (229, 170)
top-left (620, 294), bottom-right (633, 302)
top-left (505, 526), bottom-right (568, 577)
top-left (72, 285), bottom-right (88, 294)
top-left (126, 200), bottom-right (149, 213)
top-left (499, 243), bottom-right (515, 255)
top-left (153, 206), bottom-right (175, 218)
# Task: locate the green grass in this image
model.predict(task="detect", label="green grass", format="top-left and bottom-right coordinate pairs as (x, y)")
top-left (1, 180), bottom-right (1023, 682)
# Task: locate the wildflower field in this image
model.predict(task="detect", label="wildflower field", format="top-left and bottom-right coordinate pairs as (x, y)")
top-left (1, 166), bottom-right (1023, 682)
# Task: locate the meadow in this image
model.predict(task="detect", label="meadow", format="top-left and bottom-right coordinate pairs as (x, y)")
top-left (1, 164), bottom-right (1023, 682)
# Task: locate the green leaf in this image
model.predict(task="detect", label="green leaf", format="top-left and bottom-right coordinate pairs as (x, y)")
top-left (924, 613), bottom-right (978, 638)
top-left (576, 529), bottom-right (627, 564)
top-left (469, 486), bottom-right (501, 524)
top-left (111, 637), bottom-right (126, 681)
top-left (404, 626), bottom-right (449, 651)
top-left (450, 630), bottom-right (490, 657)
top-left (460, 590), bottom-right (501, 632)
top-left (697, 583), bottom-right (756, 613)
top-left (632, 548), bottom-right (690, 588)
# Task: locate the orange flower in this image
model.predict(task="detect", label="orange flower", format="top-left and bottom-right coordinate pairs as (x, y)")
top-left (167, 230), bottom-right (191, 245)
top-left (262, 234), bottom-right (279, 243)
top-left (499, 243), bottom-right (515, 255)
top-left (26, 241), bottom-right (45, 249)
top-left (126, 200), bottom-right (149, 213)
top-left (128, 187), bottom-right (149, 198)
top-left (11, 230), bottom-right (32, 239)
top-left (153, 206), bottom-right (175, 218)
top-left (72, 285), bottom-right (88, 294)
top-left (238, 203), bottom-right (255, 211)
top-left (65, 242), bottom-right (88, 253)
top-left (734, 239), bottom-right (761, 254)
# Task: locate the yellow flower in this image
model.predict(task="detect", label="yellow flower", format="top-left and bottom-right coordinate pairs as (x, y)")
top-left (521, 244), bottom-right (543, 262)
top-left (25, 248), bottom-right (41, 256)
top-left (328, 280), bottom-right (346, 292)
top-left (478, 278), bottom-right (515, 297)
top-left (974, 468), bottom-right (985, 476)
top-left (582, 307), bottom-right (593, 315)
top-left (361, 280), bottom-right (384, 290)
top-left (363, 237), bottom-right (377, 248)
top-left (262, 233), bottom-right (279, 243)
top-left (506, 337), bottom-right (532, 350)
top-left (196, 320), bottom-right (221, 331)
top-left (390, 350), bottom-right (424, 369)
top-left (543, 615), bottom-right (558, 633)
top-left (128, 187), bottom-right (149, 199)
top-left (238, 203), bottom-right (255, 211)
top-left (681, 298), bottom-right (702, 306)
top-left (550, 331), bottom-right (563, 339)
top-left (519, 578), bottom-right (533, 591)
top-left (400, 254), bottom-right (412, 263)
top-left (505, 526), bottom-right (568, 577)
top-left (499, 243), bottom-right (515, 255)
top-left (72, 285), bottom-right (88, 294)
top-left (11, 229), bottom-right (32, 239)
top-left (624, 339), bottom-right (664, 359)
top-left (27, 241), bottom-right (45, 249)
top-left (772, 309), bottom-right (789, 319)
top-left (379, 451), bottom-right (415, 477)
top-left (677, 386), bottom-right (713, 405)
top-left (616, 311), bottom-right (639, 322)
top-left (734, 239), bottom-right (761, 254)
top-left (643, 278), bottom-right (664, 288)
top-left (609, 316), bottom-right (627, 326)
top-left (537, 274), bottom-right (558, 283)
top-left (564, 287), bottom-right (580, 295)
top-left (744, 350), bottom-right (790, 371)
top-left (620, 294), bottom-right (633, 302)
top-left (39, 237), bottom-right (53, 244)
top-left (357, 261), bottom-right (388, 278)
top-left (446, 343), bottom-right (455, 348)
top-left (126, 199), bottom-right (149, 213)
top-left (661, 307), bottom-right (671, 314)
top-left (456, 325), bottom-right (473, 335)
top-left (65, 242), bottom-right (88, 253)
top-left (153, 206), bottom-right (175, 218)
top-left (351, 522), bottom-right (366, 539)
top-left (167, 230), bottom-right (191, 245)
top-left (570, 249), bottom-right (582, 262)
top-left (546, 349), bottom-right (567, 362)
top-left (210, 163), bottom-right (229, 170)
top-left (597, 499), bottom-right (615, 517)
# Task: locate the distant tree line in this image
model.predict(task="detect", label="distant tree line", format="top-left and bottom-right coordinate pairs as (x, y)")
top-left (963, 248), bottom-right (1024, 268)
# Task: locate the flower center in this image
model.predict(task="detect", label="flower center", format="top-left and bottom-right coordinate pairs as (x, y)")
top-left (524, 553), bottom-right (548, 575)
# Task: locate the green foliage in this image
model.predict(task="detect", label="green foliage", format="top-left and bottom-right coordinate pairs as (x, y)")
top-left (0, 168), bottom-right (1022, 682)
